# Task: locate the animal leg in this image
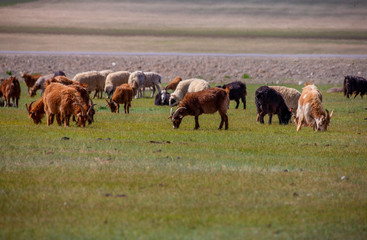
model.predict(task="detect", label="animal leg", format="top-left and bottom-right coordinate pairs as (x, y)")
top-left (56, 114), bottom-right (62, 126)
top-left (194, 115), bottom-right (200, 129)
top-left (259, 113), bottom-right (265, 124)
top-left (354, 92), bottom-right (360, 99)
top-left (151, 85), bottom-right (155, 98)
top-left (117, 104), bottom-right (120, 114)
top-left (235, 99), bottom-right (240, 109)
top-left (241, 95), bottom-right (246, 109)
top-left (268, 114), bottom-right (273, 124)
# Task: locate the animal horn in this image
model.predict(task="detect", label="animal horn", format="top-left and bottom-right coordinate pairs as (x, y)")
top-left (172, 107), bottom-right (186, 118)
top-left (74, 102), bottom-right (86, 116)
top-left (25, 104), bottom-right (30, 114)
top-left (170, 107), bottom-right (173, 116)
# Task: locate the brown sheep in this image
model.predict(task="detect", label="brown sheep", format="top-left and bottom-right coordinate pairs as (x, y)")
top-left (43, 83), bottom-right (92, 127)
top-left (105, 83), bottom-right (133, 114)
top-left (165, 76), bottom-right (182, 91)
top-left (169, 87), bottom-right (230, 130)
top-left (25, 97), bottom-right (45, 124)
top-left (21, 73), bottom-right (42, 93)
top-left (0, 76), bottom-right (21, 108)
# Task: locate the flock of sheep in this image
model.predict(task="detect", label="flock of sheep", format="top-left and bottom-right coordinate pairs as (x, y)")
top-left (0, 68), bottom-right (366, 131)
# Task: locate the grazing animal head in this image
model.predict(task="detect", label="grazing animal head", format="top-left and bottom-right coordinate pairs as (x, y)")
top-left (314, 109), bottom-right (333, 131)
top-left (105, 98), bottom-right (118, 113)
top-left (25, 100), bottom-right (44, 124)
top-left (169, 107), bottom-right (187, 129)
top-left (73, 102), bottom-right (89, 127)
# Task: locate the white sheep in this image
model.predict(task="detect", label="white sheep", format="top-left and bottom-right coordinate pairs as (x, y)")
top-left (169, 78), bottom-right (210, 106)
top-left (269, 86), bottom-right (301, 116)
top-left (128, 71), bottom-right (146, 99)
top-left (144, 72), bottom-right (162, 97)
top-left (73, 71), bottom-right (106, 99)
top-left (104, 71), bottom-right (131, 98)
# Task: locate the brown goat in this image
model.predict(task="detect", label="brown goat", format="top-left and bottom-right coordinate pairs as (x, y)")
top-left (0, 76), bottom-right (21, 107)
top-left (21, 73), bottom-right (42, 92)
top-left (44, 83), bottom-right (92, 127)
top-left (169, 87), bottom-right (229, 130)
top-left (25, 97), bottom-right (45, 124)
top-left (165, 76), bottom-right (182, 91)
top-left (51, 76), bottom-right (87, 87)
top-left (106, 83), bottom-right (133, 113)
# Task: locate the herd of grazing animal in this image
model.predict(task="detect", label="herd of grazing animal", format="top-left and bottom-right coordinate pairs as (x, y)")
top-left (1, 69), bottom-right (366, 131)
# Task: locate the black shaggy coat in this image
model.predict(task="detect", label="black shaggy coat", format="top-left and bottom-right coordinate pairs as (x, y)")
top-left (343, 75), bottom-right (367, 98)
top-left (255, 86), bottom-right (292, 124)
top-left (217, 81), bottom-right (247, 109)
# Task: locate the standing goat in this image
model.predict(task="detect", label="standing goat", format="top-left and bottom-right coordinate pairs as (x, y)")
top-left (21, 72), bottom-right (42, 93)
top-left (105, 84), bottom-right (133, 114)
top-left (0, 76), bottom-right (21, 108)
top-left (169, 87), bottom-right (230, 130)
top-left (217, 81), bottom-right (247, 109)
top-left (296, 84), bottom-right (333, 131)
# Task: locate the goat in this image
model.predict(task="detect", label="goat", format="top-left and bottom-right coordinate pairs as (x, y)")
top-left (255, 86), bottom-right (292, 125)
top-left (43, 83), bottom-right (92, 127)
top-left (144, 72), bottom-right (162, 97)
top-left (296, 84), bottom-right (333, 131)
top-left (105, 83), bottom-right (133, 114)
top-left (169, 87), bottom-right (230, 130)
top-left (217, 81), bottom-right (247, 109)
top-left (155, 90), bottom-right (170, 106)
top-left (165, 76), bottom-right (182, 91)
top-left (21, 72), bottom-right (42, 93)
top-left (343, 75), bottom-right (367, 98)
top-left (25, 97), bottom-right (45, 124)
top-left (0, 76), bottom-right (21, 108)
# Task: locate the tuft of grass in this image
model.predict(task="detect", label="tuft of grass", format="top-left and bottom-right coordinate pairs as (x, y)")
top-left (0, 82), bottom-right (366, 239)
top-left (243, 73), bottom-right (252, 79)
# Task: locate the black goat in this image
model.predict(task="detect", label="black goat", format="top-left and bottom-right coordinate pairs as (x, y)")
top-left (155, 90), bottom-right (170, 106)
top-left (217, 81), bottom-right (247, 109)
top-left (343, 76), bottom-right (367, 98)
top-left (255, 86), bottom-right (292, 125)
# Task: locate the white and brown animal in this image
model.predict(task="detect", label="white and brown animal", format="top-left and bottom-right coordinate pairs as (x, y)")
top-left (105, 83), bottom-right (133, 114)
top-left (169, 87), bottom-right (230, 130)
top-left (295, 84), bottom-right (333, 131)
top-left (21, 72), bottom-right (42, 93)
top-left (0, 76), bottom-right (21, 108)
top-left (29, 74), bottom-right (55, 97)
top-left (104, 71), bottom-right (130, 98)
top-left (169, 78), bottom-right (210, 106)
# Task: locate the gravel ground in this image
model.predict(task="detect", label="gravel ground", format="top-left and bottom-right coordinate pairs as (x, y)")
top-left (1, 53), bottom-right (367, 85)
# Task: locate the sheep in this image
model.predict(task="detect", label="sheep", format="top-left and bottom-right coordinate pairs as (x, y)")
top-left (217, 81), bottom-right (247, 109)
top-left (144, 72), bottom-right (162, 97)
top-left (269, 86), bottom-right (301, 117)
top-left (295, 84), bottom-right (333, 131)
top-left (169, 78), bottom-right (210, 107)
top-left (169, 87), bottom-right (230, 130)
top-left (104, 71), bottom-right (131, 98)
top-left (25, 97), bottom-right (45, 124)
top-left (29, 73), bottom-right (56, 97)
top-left (73, 71), bottom-right (106, 99)
top-left (43, 82), bottom-right (92, 127)
top-left (128, 71), bottom-right (146, 99)
top-left (255, 86), bottom-right (292, 125)
top-left (343, 75), bottom-right (367, 98)
top-left (105, 83), bottom-right (133, 114)
top-left (20, 72), bottom-right (42, 93)
top-left (0, 76), bottom-right (21, 108)
top-left (165, 76), bottom-right (182, 91)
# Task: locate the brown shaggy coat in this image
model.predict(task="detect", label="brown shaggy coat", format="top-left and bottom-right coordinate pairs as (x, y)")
top-left (21, 73), bottom-right (42, 92)
top-left (0, 76), bottom-right (21, 107)
top-left (26, 97), bottom-right (45, 124)
top-left (170, 87), bottom-right (229, 130)
top-left (106, 83), bottom-right (133, 113)
top-left (165, 76), bottom-right (182, 91)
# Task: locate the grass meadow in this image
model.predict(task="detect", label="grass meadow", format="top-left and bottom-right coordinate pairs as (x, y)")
top-left (0, 82), bottom-right (366, 239)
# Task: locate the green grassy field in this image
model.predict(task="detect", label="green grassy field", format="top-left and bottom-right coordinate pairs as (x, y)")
top-left (0, 82), bottom-right (366, 239)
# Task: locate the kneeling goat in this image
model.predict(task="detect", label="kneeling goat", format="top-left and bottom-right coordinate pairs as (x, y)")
top-left (169, 87), bottom-right (229, 130)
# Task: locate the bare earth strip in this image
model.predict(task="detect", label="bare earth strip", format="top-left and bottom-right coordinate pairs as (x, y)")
top-left (1, 52), bottom-right (366, 85)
